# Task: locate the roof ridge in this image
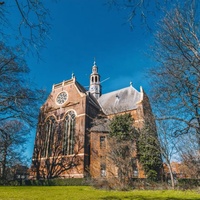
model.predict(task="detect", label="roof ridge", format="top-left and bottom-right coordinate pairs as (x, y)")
top-left (98, 85), bottom-right (143, 115)
top-left (100, 85), bottom-right (140, 97)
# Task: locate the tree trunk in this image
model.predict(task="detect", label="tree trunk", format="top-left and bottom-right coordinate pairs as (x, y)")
top-left (167, 163), bottom-right (175, 189)
top-left (2, 146), bottom-right (7, 183)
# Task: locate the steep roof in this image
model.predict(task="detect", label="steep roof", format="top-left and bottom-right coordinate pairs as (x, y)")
top-left (86, 91), bottom-right (101, 110)
top-left (90, 117), bottom-right (110, 132)
top-left (75, 81), bottom-right (87, 93)
top-left (98, 85), bottom-right (143, 115)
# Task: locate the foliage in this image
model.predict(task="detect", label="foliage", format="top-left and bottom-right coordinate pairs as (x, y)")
top-left (177, 178), bottom-right (200, 189)
top-left (108, 0), bottom-right (200, 187)
top-left (24, 178), bottom-right (88, 186)
top-left (137, 120), bottom-right (162, 181)
top-left (108, 113), bottom-right (138, 189)
top-left (0, 178), bottom-right (88, 186)
top-left (0, 186), bottom-right (200, 200)
top-left (109, 113), bottom-right (135, 140)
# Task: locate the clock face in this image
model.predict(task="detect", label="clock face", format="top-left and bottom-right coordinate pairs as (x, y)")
top-left (90, 86), bottom-right (95, 92)
top-left (95, 86), bottom-right (98, 91)
top-left (90, 85), bottom-right (98, 92)
top-left (56, 91), bottom-right (68, 105)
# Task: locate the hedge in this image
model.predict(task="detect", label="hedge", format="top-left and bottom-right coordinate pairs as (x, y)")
top-left (0, 178), bottom-right (89, 186)
top-left (177, 179), bottom-right (200, 189)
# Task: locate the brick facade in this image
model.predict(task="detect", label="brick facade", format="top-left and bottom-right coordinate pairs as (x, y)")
top-left (30, 62), bottom-right (157, 180)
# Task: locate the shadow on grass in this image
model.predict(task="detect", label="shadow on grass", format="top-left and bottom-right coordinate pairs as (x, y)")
top-left (99, 196), bottom-right (200, 200)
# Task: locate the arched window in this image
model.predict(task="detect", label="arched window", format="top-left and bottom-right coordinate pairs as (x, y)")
top-left (43, 116), bottom-right (56, 157)
top-left (63, 111), bottom-right (76, 155)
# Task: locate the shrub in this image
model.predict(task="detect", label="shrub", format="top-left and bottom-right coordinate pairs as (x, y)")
top-left (177, 179), bottom-right (200, 190)
top-left (146, 170), bottom-right (158, 181)
top-left (0, 178), bottom-right (89, 186)
top-left (40, 178), bottom-right (88, 186)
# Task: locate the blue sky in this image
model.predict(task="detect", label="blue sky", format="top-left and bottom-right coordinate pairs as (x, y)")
top-left (28, 0), bottom-right (153, 93)
top-left (24, 0), bottom-right (154, 159)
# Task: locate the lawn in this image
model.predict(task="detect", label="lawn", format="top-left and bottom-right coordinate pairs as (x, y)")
top-left (0, 186), bottom-right (199, 200)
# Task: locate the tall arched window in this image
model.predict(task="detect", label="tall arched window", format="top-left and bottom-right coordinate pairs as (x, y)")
top-left (63, 111), bottom-right (76, 155)
top-left (43, 116), bottom-right (56, 157)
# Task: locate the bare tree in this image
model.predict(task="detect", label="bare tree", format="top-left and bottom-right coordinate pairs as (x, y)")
top-left (156, 120), bottom-right (180, 189)
top-left (147, 1), bottom-right (200, 181)
top-left (107, 0), bottom-right (195, 31)
top-left (0, 0), bottom-right (50, 55)
top-left (0, 1), bottom-right (52, 184)
top-left (178, 133), bottom-right (200, 179)
top-left (107, 137), bottom-right (137, 188)
top-left (107, 0), bottom-right (200, 184)
top-left (33, 150), bottom-right (83, 180)
top-left (0, 43), bottom-right (44, 183)
top-left (0, 120), bottom-right (28, 183)
top-left (107, 113), bottom-right (138, 189)
top-left (0, 43), bottom-right (44, 125)
top-left (31, 110), bottom-right (85, 180)
top-left (150, 1), bottom-right (200, 145)
top-left (32, 135), bottom-right (84, 180)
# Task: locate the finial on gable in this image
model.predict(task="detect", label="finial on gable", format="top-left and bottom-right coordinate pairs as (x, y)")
top-left (71, 72), bottom-right (75, 79)
top-left (52, 84), bottom-right (55, 91)
top-left (130, 81), bottom-right (133, 87)
top-left (140, 86), bottom-right (143, 93)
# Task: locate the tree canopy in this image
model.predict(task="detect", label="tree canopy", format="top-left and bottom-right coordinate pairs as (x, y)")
top-left (109, 113), bottom-right (135, 141)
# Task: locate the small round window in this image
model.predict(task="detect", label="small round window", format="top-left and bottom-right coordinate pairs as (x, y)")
top-left (56, 91), bottom-right (68, 105)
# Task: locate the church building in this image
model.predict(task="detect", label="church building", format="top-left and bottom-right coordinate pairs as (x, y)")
top-left (30, 62), bottom-right (156, 180)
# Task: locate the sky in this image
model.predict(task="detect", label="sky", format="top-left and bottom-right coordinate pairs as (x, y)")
top-left (28, 0), bottom-right (153, 94)
top-left (17, 0), bottom-right (154, 160)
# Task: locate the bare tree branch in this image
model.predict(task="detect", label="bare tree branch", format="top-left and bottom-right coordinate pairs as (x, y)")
top-left (0, 0), bottom-right (51, 56)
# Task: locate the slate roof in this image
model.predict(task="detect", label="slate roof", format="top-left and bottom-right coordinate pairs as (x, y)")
top-left (98, 85), bottom-right (143, 115)
top-left (86, 91), bottom-right (101, 110)
top-left (90, 118), bottom-right (110, 132)
top-left (75, 81), bottom-right (87, 93)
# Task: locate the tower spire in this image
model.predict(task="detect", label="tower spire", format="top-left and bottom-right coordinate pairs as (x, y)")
top-left (89, 60), bottom-right (101, 99)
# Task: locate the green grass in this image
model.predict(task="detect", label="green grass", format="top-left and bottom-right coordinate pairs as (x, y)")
top-left (0, 186), bottom-right (199, 200)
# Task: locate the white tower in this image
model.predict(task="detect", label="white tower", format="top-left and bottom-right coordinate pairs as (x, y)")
top-left (89, 61), bottom-right (101, 99)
